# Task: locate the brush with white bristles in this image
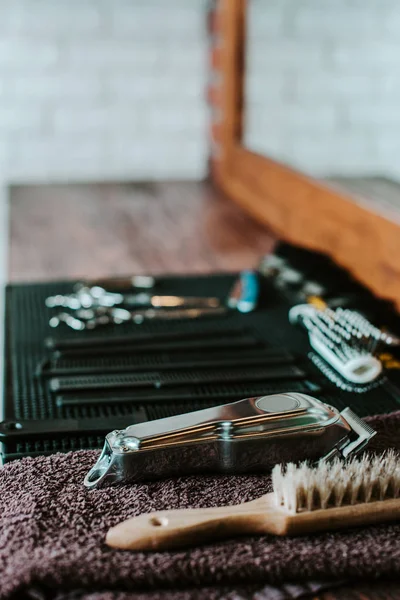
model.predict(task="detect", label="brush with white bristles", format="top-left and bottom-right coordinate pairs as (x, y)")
top-left (106, 451), bottom-right (400, 551)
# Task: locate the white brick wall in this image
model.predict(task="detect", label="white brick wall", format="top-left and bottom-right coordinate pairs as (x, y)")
top-left (0, 0), bottom-right (209, 183)
top-left (244, 0), bottom-right (400, 178)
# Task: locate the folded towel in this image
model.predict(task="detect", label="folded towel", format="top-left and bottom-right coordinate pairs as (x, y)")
top-left (1, 411), bottom-right (400, 600)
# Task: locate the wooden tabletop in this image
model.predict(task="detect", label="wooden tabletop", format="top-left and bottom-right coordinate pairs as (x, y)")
top-left (8, 180), bottom-right (275, 281)
top-left (7, 181), bottom-right (398, 599)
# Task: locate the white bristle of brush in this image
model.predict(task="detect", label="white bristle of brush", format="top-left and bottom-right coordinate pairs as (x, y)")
top-left (272, 450), bottom-right (400, 513)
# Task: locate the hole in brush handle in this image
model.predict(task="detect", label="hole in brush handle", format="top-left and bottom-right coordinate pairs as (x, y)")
top-left (150, 516), bottom-right (169, 527)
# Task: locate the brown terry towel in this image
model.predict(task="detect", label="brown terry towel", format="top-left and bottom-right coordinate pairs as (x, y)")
top-left (1, 411), bottom-right (400, 600)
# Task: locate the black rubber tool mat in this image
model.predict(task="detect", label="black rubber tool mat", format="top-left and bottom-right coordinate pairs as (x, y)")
top-left (3, 243), bottom-right (400, 462)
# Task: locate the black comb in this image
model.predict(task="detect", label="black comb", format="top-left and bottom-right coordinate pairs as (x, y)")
top-left (49, 365), bottom-right (306, 394)
top-left (56, 380), bottom-right (315, 408)
top-left (49, 335), bottom-right (262, 359)
top-left (39, 350), bottom-right (296, 378)
top-left (45, 326), bottom-right (250, 351)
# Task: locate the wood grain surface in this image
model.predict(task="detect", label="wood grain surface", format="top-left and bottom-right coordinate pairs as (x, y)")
top-left (8, 181), bottom-right (276, 282)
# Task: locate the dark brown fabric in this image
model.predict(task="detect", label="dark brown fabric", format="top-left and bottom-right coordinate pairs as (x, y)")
top-left (1, 411), bottom-right (400, 600)
top-left (16, 580), bottom-right (346, 600)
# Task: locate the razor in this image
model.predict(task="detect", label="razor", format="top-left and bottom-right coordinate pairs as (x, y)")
top-left (84, 393), bottom-right (376, 489)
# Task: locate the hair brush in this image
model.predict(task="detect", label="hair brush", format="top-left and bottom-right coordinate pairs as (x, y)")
top-left (106, 451), bottom-right (400, 551)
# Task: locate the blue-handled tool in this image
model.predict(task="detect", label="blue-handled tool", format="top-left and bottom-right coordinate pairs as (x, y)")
top-left (227, 270), bottom-right (259, 313)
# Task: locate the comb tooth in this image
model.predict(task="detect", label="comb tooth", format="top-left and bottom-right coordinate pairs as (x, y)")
top-left (346, 410), bottom-right (376, 436)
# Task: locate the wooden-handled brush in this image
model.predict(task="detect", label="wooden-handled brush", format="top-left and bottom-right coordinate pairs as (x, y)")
top-left (106, 451), bottom-right (400, 551)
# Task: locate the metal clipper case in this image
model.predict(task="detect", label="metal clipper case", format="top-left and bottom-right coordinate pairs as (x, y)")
top-left (84, 393), bottom-right (376, 489)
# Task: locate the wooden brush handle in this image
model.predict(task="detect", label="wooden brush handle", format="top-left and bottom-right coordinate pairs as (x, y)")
top-left (106, 495), bottom-right (279, 551)
top-left (105, 492), bottom-right (400, 551)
